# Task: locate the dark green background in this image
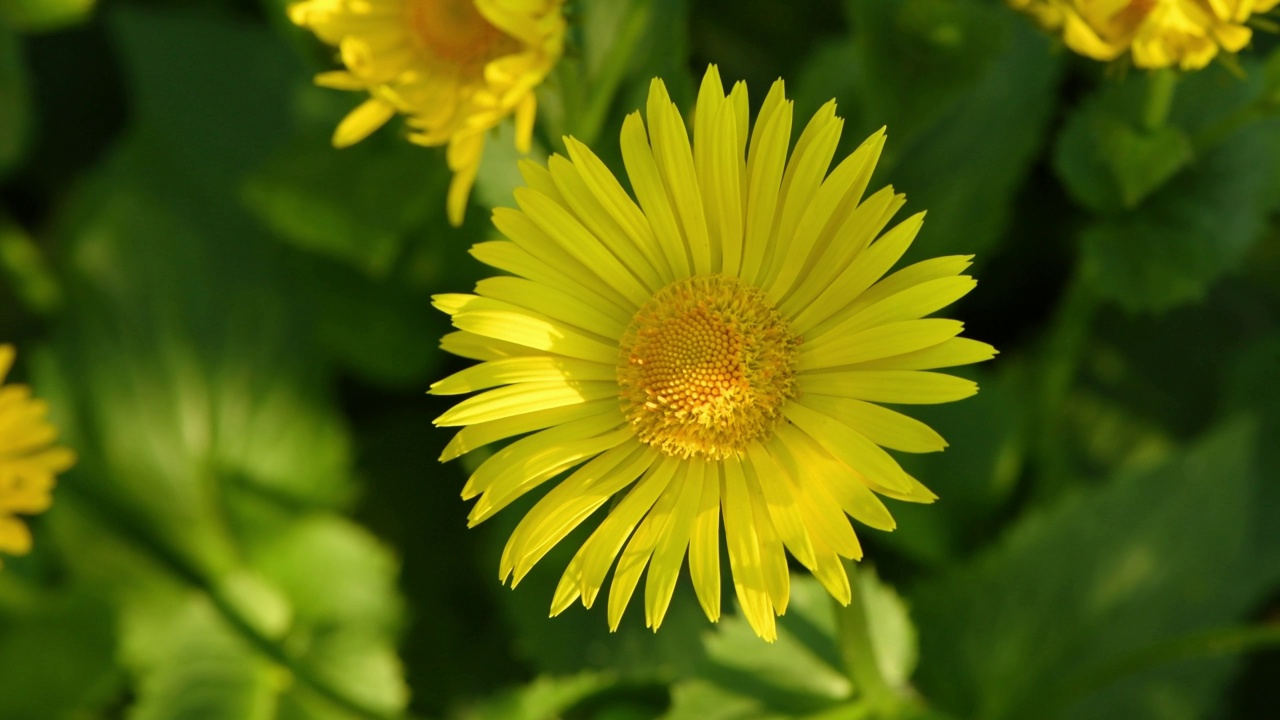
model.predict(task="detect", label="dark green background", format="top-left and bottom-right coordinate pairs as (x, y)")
top-left (1, 0), bottom-right (1278, 718)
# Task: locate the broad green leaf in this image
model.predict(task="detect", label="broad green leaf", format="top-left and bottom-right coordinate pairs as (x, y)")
top-left (279, 629), bottom-right (407, 720)
top-left (128, 596), bottom-right (279, 720)
top-left (1054, 72), bottom-right (1197, 214)
top-left (1222, 335), bottom-right (1280, 580)
top-left (109, 6), bottom-right (302, 197)
top-left (44, 145), bottom-right (354, 574)
top-left (1053, 62), bottom-right (1280, 311)
top-left (1057, 117), bottom-right (1193, 212)
top-left (912, 421), bottom-right (1268, 720)
top-left (0, 581), bottom-right (118, 719)
top-left (693, 576), bottom-right (851, 713)
top-left (857, 568), bottom-right (918, 690)
top-left (456, 672), bottom-right (618, 720)
top-left (239, 514), bottom-right (407, 716)
top-left (0, 0), bottom-right (95, 33)
top-left (813, 0), bottom-right (1062, 260)
top-left (835, 0), bottom-right (1006, 143)
top-left (1078, 122), bottom-right (1280, 312)
top-left (247, 514), bottom-right (403, 633)
top-left (665, 573), bottom-right (921, 719)
top-left (243, 123), bottom-right (450, 276)
top-left (882, 14), bottom-right (1060, 262)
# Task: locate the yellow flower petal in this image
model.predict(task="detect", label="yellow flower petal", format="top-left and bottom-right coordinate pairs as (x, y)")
top-left (504, 442), bottom-right (655, 584)
top-left (439, 398), bottom-right (617, 462)
top-left (721, 454), bottom-right (777, 642)
top-left (293, 0), bottom-right (565, 222)
top-left (0, 345), bottom-right (73, 567)
top-left (800, 370), bottom-right (979, 405)
top-left (434, 66), bottom-right (993, 641)
top-left (799, 319), bottom-right (967, 371)
top-left (1013, 0), bottom-right (1264, 70)
top-left (783, 402), bottom-right (912, 494)
top-left (688, 467), bottom-right (722, 622)
top-left (644, 459), bottom-right (705, 630)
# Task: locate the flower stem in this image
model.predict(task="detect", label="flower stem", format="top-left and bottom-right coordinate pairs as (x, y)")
top-left (1141, 68), bottom-right (1178, 133)
top-left (1032, 266), bottom-right (1096, 500)
top-left (574, 0), bottom-right (650, 146)
top-left (834, 560), bottom-right (893, 706)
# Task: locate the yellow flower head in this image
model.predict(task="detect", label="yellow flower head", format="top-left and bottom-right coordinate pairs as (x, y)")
top-left (0, 345), bottom-right (75, 566)
top-left (432, 66), bottom-right (996, 641)
top-left (1011, 0), bottom-right (1279, 69)
top-left (289, 0), bottom-right (566, 225)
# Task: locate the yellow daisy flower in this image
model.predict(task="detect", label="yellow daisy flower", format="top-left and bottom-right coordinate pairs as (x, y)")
top-left (0, 345), bottom-right (75, 567)
top-left (1010, 0), bottom-right (1279, 69)
top-left (431, 66), bottom-right (995, 641)
top-left (289, 0), bottom-right (566, 225)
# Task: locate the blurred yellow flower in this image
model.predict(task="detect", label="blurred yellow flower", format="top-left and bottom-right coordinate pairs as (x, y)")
top-left (289, 0), bottom-right (566, 225)
top-left (0, 345), bottom-right (75, 566)
top-left (1011, 0), bottom-right (1278, 69)
top-left (431, 66), bottom-right (995, 641)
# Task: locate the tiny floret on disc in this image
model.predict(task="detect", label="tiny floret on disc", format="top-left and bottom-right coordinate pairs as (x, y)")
top-left (617, 274), bottom-right (800, 461)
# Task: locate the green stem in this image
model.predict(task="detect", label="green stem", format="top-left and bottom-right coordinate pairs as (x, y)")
top-left (573, 0), bottom-right (650, 146)
top-left (1032, 267), bottom-right (1097, 499)
top-left (834, 560), bottom-right (893, 705)
top-left (59, 483), bottom-right (425, 720)
top-left (1040, 624), bottom-right (1280, 718)
top-left (0, 212), bottom-right (62, 315)
top-left (1141, 68), bottom-right (1178, 133)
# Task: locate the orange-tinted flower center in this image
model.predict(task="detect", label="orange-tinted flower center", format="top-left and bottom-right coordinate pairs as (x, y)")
top-left (1113, 0), bottom-right (1158, 29)
top-left (617, 275), bottom-right (799, 460)
top-left (406, 0), bottom-right (516, 67)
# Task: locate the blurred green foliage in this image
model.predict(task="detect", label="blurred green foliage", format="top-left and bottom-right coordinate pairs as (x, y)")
top-left (1, 0), bottom-right (1278, 718)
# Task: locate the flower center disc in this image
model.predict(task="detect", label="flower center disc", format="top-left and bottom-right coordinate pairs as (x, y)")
top-left (617, 274), bottom-right (800, 460)
top-left (406, 0), bottom-right (516, 67)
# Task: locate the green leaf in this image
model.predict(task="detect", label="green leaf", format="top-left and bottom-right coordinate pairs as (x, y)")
top-left (814, 0), bottom-right (1062, 261)
top-left (0, 19), bottom-right (29, 178)
top-left (279, 629), bottom-right (407, 720)
top-left (124, 588), bottom-right (404, 720)
top-left (243, 514), bottom-right (408, 716)
top-left (0, 582), bottom-right (119, 719)
top-left (0, 0), bottom-right (96, 33)
top-left (1222, 335), bottom-right (1280, 579)
top-left (1057, 116), bottom-right (1193, 212)
top-left (1078, 122), bottom-right (1280, 312)
top-left (1054, 72), bottom-right (1200, 214)
top-left (109, 5), bottom-right (302, 197)
top-left (243, 124), bottom-right (450, 276)
top-left (912, 421), bottom-right (1270, 720)
top-left (881, 365), bottom-right (1026, 564)
top-left (43, 148), bottom-right (355, 575)
top-left (128, 596), bottom-right (279, 720)
top-left (284, 251), bottom-right (450, 389)
top-left (457, 672), bottom-right (619, 720)
top-left (835, 0), bottom-right (1007, 143)
top-left (248, 514), bottom-right (403, 633)
top-left (856, 567), bottom-right (918, 690)
top-left (666, 572), bottom-right (923, 719)
top-left (694, 576), bottom-right (851, 713)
